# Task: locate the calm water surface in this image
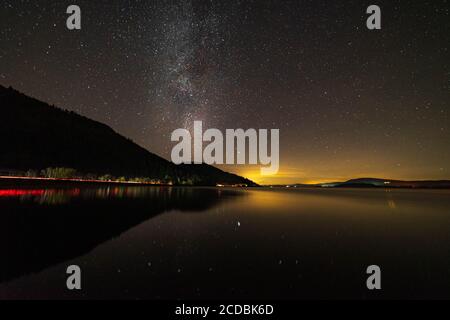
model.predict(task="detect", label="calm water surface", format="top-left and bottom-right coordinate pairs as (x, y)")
top-left (1, 186), bottom-right (450, 299)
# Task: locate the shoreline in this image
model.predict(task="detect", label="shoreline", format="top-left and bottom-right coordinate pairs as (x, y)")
top-left (1, 176), bottom-right (449, 190)
top-left (0, 176), bottom-right (170, 188)
top-left (0, 176), bottom-right (253, 188)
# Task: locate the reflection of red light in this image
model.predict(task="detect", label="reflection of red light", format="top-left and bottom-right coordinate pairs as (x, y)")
top-left (66, 189), bottom-right (81, 196)
top-left (0, 189), bottom-right (46, 197)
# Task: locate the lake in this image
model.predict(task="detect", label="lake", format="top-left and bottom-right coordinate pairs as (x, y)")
top-left (1, 186), bottom-right (450, 299)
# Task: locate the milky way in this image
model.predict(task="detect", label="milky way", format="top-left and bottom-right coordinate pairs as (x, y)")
top-left (149, 1), bottom-right (232, 132)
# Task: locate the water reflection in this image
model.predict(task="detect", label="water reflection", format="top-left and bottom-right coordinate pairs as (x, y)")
top-left (0, 186), bottom-right (241, 283)
top-left (1, 187), bottom-right (450, 299)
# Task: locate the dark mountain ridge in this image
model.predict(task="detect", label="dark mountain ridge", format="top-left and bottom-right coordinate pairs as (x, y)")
top-left (340, 178), bottom-right (450, 189)
top-left (0, 85), bottom-right (256, 186)
top-left (284, 178), bottom-right (450, 189)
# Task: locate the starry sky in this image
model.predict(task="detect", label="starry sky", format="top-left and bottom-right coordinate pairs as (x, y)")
top-left (1, 0), bottom-right (449, 184)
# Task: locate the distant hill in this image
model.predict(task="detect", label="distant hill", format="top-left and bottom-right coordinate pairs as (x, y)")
top-left (0, 85), bottom-right (256, 186)
top-left (280, 178), bottom-right (450, 189)
top-left (338, 178), bottom-right (450, 189)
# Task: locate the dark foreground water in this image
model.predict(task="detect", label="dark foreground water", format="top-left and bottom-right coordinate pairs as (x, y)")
top-left (0, 186), bottom-right (450, 300)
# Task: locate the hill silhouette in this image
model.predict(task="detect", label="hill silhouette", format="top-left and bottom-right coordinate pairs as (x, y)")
top-left (338, 178), bottom-right (450, 189)
top-left (0, 85), bottom-right (256, 186)
top-left (283, 178), bottom-right (450, 189)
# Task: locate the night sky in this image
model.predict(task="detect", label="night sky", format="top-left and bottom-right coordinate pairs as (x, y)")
top-left (1, 0), bottom-right (449, 184)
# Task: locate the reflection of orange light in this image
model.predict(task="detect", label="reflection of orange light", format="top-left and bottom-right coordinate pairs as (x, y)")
top-left (0, 189), bottom-right (46, 197)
